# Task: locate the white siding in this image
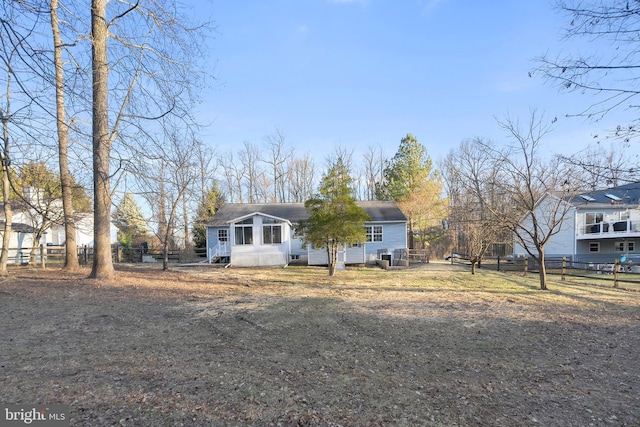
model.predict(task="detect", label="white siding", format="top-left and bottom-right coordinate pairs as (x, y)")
top-left (228, 215), bottom-right (291, 267)
top-left (307, 222), bottom-right (407, 266)
top-left (513, 196), bottom-right (575, 258)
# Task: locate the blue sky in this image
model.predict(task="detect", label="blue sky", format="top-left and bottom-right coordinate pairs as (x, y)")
top-left (194, 0), bottom-right (639, 164)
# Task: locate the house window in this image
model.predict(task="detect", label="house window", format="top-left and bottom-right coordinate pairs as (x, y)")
top-left (615, 241), bottom-right (635, 252)
top-left (263, 225), bottom-right (282, 244)
top-left (585, 212), bottom-right (603, 224)
top-left (218, 229), bottom-right (228, 242)
top-left (234, 218), bottom-right (253, 245)
top-left (366, 225), bottom-right (383, 242)
top-left (589, 242), bottom-right (600, 253)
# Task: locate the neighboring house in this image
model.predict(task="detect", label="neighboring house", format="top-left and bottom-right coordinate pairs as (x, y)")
top-left (0, 187), bottom-right (94, 263)
top-left (514, 182), bottom-right (640, 266)
top-left (206, 201), bottom-right (408, 267)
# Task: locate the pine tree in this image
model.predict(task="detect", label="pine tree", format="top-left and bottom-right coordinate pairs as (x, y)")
top-left (193, 182), bottom-right (225, 248)
top-left (112, 193), bottom-right (148, 247)
top-left (297, 156), bottom-right (370, 276)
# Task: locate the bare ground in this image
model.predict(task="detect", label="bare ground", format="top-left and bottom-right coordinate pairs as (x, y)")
top-left (1, 262), bottom-right (639, 426)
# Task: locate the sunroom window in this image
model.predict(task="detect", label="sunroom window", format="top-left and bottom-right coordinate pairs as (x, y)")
top-left (263, 225), bottom-right (282, 244)
top-left (234, 218), bottom-right (253, 245)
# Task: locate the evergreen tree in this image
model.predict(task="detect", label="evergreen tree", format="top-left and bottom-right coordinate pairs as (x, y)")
top-left (112, 193), bottom-right (148, 247)
top-left (297, 156), bottom-right (370, 276)
top-left (375, 134), bottom-right (446, 249)
top-left (375, 133), bottom-right (434, 201)
top-left (193, 181), bottom-right (225, 248)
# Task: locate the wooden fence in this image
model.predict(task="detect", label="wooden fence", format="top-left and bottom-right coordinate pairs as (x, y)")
top-left (451, 255), bottom-right (640, 289)
top-left (1, 245), bottom-right (208, 268)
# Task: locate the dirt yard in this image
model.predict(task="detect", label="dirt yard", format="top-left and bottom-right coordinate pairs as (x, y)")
top-left (1, 263), bottom-right (639, 426)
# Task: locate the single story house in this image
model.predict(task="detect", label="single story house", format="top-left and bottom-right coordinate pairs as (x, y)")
top-left (514, 181), bottom-right (640, 267)
top-left (205, 201), bottom-right (408, 267)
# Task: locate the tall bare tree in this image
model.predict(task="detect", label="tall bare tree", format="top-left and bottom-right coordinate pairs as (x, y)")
top-left (50, 0), bottom-right (82, 270)
top-left (135, 129), bottom-right (198, 269)
top-left (263, 129), bottom-right (293, 203)
top-left (88, 0), bottom-right (210, 279)
top-left (484, 112), bottom-right (581, 290)
top-left (88, 0), bottom-right (113, 279)
top-left (240, 141), bottom-right (264, 203)
top-left (287, 154), bottom-right (316, 203)
top-left (362, 145), bottom-right (385, 201)
top-left (219, 151), bottom-right (245, 203)
top-left (0, 93), bottom-right (10, 275)
top-left (442, 139), bottom-right (506, 274)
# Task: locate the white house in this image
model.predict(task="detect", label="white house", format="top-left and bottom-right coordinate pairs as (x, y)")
top-left (514, 182), bottom-right (640, 266)
top-left (0, 187), bottom-right (94, 263)
top-left (205, 201), bottom-right (408, 267)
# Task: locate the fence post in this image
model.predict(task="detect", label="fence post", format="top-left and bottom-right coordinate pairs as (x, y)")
top-left (523, 257), bottom-right (528, 276)
top-left (562, 257), bottom-right (566, 281)
top-left (40, 244), bottom-right (45, 269)
top-left (614, 259), bottom-right (620, 288)
top-left (497, 256), bottom-right (501, 272)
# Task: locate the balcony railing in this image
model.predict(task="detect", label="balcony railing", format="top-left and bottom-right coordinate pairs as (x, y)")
top-left (577, 220), bottom-right (640, 238)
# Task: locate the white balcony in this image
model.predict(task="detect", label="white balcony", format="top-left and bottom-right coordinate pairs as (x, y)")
top-left (576, 219), bottom-right (640, 240)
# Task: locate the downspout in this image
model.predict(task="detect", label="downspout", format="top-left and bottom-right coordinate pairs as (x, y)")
top-left (283, 222), bottom-right (290, 268)
top-left (573, 207), bottom-right (577, 264)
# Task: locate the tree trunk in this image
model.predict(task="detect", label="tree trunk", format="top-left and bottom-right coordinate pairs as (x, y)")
top-left (162, 237), bottom-right (169, 271)
top-left (470, 260), bottom-right (476, 275)
top-left (537, 251), bottom-right (548, 290)
top-left (89, 0), bottom-right (115, 279)
top-left (51, 0), bottom-right (80, 271)
top-left (0, 110), bottom-right (11, 275)
top-left (327, 243), bottom-right (336, 276)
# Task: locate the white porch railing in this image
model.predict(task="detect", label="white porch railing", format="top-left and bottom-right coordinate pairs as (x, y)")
top-left (208, 242), bottom-right (230, 264)
top-left (577, 219), bottom-right (640, 239)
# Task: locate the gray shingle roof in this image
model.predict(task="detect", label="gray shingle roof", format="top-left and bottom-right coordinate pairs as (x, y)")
top-left (572, 182), bottom-right (640, 208)
top-left (0, 222), bottom-right (36, 233)
top-left (207, 201), bottom-right (407, 227)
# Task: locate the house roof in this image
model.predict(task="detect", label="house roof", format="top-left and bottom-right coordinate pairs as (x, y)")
top-left (571, 182), bottom-right (640, 209)
top-left (207, 201), bottom-right (407, 227)
top-left (0, 222), bottom-right (36, 233)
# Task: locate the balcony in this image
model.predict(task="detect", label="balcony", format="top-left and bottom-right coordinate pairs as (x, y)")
top-left (576, 220), bottom-right (640, 239)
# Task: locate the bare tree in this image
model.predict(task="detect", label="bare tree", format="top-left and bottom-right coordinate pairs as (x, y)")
top-left (441, 139), bottom-right (506, 274)
top-left (0, 93), bottom-right (11, 275)
top-left (536, 0), bottom-right (640, 141)
top-left (240, 141), bottom-right (265, 203)
top-left (218, 151), bottom-right (245, 203)
top-left (50, 0), bottom-right (82, 271)
top-left (88, 0), bottom-right (113, 279)
top-left (263, 129), bottom-right (293, 203)
top-left (88, 0), bottom-right (210, 279)
top-left (485, 111), bottom-right (582, 290)
top-left (135, 129), bottom-right (198, 270)
top-left (287, 154), bottom-right (316, 202)
top-left (559, 142), bottom-right (640, 190)
top-left (362, 144), bottom-right (385, 201)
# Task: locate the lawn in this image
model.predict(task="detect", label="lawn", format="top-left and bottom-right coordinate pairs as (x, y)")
top-left (1, 262), bottom-right (639, 426)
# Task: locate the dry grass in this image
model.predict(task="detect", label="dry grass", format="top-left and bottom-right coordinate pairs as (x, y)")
top-left (1, 262), bottom-right (639, 426)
